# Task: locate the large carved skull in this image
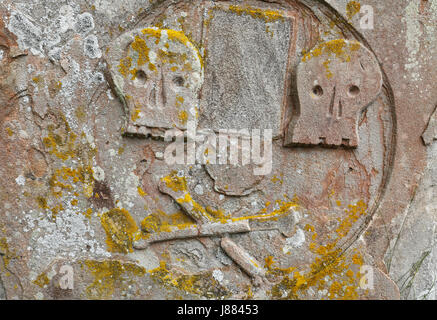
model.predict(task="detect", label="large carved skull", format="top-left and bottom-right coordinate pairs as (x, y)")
top-left (105, 27), bottom-right (203, 137)
top-left (286, 39), bottom-right (382, 148)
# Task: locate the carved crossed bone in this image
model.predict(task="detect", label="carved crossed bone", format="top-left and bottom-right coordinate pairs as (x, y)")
top-left (133, 172), bottom-right (296, 285)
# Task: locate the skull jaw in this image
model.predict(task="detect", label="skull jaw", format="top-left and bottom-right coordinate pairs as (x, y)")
top-left (122, 82), bottom-right (192, 138)
top-left (287, 117), bottom-right (359, 148)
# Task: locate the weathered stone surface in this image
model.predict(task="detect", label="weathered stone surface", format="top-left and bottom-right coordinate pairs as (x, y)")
top-left (0, 0), bottom-right (436, 301)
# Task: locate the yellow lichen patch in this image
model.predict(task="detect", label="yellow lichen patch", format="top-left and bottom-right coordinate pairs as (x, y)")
top-left (33, 272), bottom-right (50, 288)
top-left (49, 203), bottom-right (65, 220)
top-left (165, 29), bottom-right (203, 69)
top-left (100, 208), bottom-right (140, 253)
top-left (336, 200), bottom-right (367, 238)
top-left (0, 237), bottom-right (14, 268)
top-left (178, 110), bottom-right (188, 125)
top-left (205, 206), bottom-right (231, 221)
top-left (5, 127), bottom-right (13, 136)
top-left (118, 146), bottom-right (125, 155)
top-left (39, 111), bottom-right (97, 221)
top-left (228, 5), bottom-right (284, 23)
top-left (117, 28), bottom-right (203, 80)
top-left (231, 199), bottom-right (298, 223)
top-left (131, 35), bottom-right (151, 67)
top-left (141, 211), bottom-right (195, 235)
top-left (269, 200), bottom-right (368, 300)
top-left (137, 186), bottom-right (147, 197)
top-left (149, 261), bottom-right (230, 299)
top-left (36, 196), bottom-right (49, 210)
top-left (265, 256), bottom-right (276, 270)
top-left (131, 108), bottom-right (141, 122)
top-left (118, 56), bottom-right (132, 77)
top-left (346, 1), bottom-right (361, 20)
top-left (270, 242), bottom-right (363, 300)
top-left (161, 171), bottom-right (188, 192)
top-left (175, 95), bottom-right (184, 107)
top-left (323, 59), bottom-right (333, 79)
top-left (83, 208), bottom-right (93, 220)
top-left (302, 39), bottom-right (361, 63)
top-left (83, 260), bottom-right (146, 299)
top-left (48, 166), bottom-right (94, 199)
top-left (42, 129), bottom-right (77, 161)
top-left (176, 193), bottom-right (214, 222)
top-left (245, 285), bottom-right (254, 300)
top-left (271, 175), bottom-right (281, 184)
top-left (302, 39), bottom-right (362, 79)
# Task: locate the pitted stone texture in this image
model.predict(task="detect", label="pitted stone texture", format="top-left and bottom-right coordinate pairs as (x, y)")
top-left (199, 3), bottom-right (292, 137)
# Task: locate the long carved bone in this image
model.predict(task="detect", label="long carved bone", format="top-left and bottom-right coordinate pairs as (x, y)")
top-left (220, 237), bottom-right (266, 286)
top-left (133, 220), bottom-right (251, 249)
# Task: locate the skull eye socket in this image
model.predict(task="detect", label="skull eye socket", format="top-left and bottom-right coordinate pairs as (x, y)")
top-left (348, 85), bottom-right (360, 97)
top-left (134, 69), bottom-right (148, 83)
top-left (312, 85), bottom-right (323, 98)
top-left (173, 76), bottom-right (185, 87)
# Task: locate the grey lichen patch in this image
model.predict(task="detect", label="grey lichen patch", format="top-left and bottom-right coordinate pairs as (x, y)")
top-left (84, 35), bottom-right (102, 59)
top-left (7, 10), bottom-right (43, 55)
top-left (74, 12), bottom-right (95, 35)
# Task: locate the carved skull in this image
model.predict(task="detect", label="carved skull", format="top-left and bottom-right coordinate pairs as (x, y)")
top-left (286, 39), bottom-right (382, 148)
top-left (105, 27), bottom-right (203, 137)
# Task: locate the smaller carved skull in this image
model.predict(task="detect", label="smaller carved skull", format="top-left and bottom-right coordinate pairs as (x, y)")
top-left (105, 27), bottom-right (203, 137)
top-left (285, 39), bottom-right (383, 148)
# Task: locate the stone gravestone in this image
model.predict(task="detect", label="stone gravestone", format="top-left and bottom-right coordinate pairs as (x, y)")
top-left (0, 0), bottom-right (435, 300)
